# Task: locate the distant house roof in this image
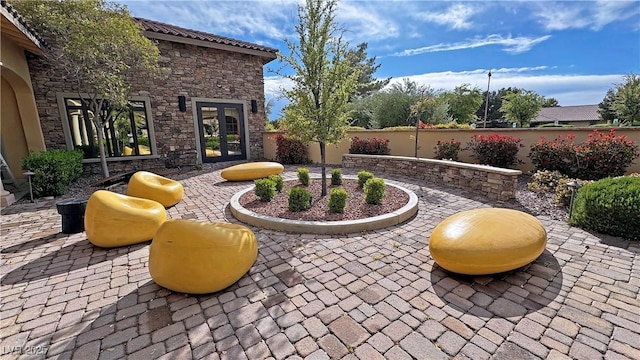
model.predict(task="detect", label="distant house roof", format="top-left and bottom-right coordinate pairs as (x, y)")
top-left (135, 17), bottom-right (278, 64)
top-left (533, 105), bottom-right (601, 123)
top-left (1, 0), bottom-right (44, 55)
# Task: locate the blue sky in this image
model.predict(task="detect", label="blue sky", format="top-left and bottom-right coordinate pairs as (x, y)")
top-left (122, 1), bottom-right (640, 119)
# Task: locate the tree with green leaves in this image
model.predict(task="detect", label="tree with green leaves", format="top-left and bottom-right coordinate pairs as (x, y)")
top-left (346, 42), bottom-right (390, 99)
top-left (439, 84), bottom-right (483, 124)
top-left (598, 88), bottom-right (617, 123)
top-left (476, 87), bottom-right (522, 126)
top-left (611, 73), bottom-right (640, 125)
top-left (541, 97), bottom-right (560, 107)
top-left (500, 90), bottom-right (544, 127)
top-left (278, 0), bottom-right (359, 196)
top-left (367, 78), bottom-right (434, 128)
top-left (14, 0), bottom-right (164, 178)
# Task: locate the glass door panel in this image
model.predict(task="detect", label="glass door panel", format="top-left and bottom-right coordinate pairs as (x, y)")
top-left (201, 107), bottom-right (221, 158)
top-left (224, 107), bottom-right (241, 156)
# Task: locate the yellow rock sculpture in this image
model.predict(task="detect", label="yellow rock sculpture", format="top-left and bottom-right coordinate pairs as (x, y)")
top-left (123, 145), bottom-right (151, 155)
top-left (84, 190), bottom-right (167, 248)
top-left (149, 219), bottom-right (258, 294)
top-left (127, 171), bottom-right (184, 207)
top-left (220, 161), bottom-right (284, 181)
top-left (429, 208), bottom-right (547, 275)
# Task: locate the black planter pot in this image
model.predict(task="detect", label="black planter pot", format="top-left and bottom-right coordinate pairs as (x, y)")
top-left (56, 199), bottom-right (88, 234)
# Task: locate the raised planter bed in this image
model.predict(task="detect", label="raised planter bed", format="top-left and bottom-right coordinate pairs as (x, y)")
top-left (342, 154), bottom-right (521, 201)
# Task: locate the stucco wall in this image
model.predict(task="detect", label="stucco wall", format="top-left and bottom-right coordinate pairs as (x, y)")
top-left (263, 127), bottom-right (640, 174)
top-left (0, 35), bottom-right (45, 179)
top-left (28, 39), bottom-right (269, 174)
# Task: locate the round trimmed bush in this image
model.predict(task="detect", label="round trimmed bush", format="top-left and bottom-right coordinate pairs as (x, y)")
top-left (297, 168), bottom-right (310, 186)
top-left (364, 178), bottom-right (386, 205)
top-left (357, 170), bottom-right (374, 189)
top-left (328, 188), bottom-right (348, 213)
top-left (288, 187), bottom-right (312, 212)
top-left (330, 169), bottom-right (343, 186)
top-left (268, 174), bottom-right (284, 193)
top-left (569, 176), bottom-right (640, 239)
top-left (254, 178), bottom-right (276, 202)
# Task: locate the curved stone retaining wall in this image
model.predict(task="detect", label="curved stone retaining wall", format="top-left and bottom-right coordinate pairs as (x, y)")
top-left (342, 154), bottom-right (521, 201)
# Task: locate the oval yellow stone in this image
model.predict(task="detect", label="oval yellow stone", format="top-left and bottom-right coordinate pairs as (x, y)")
top-left (429, 208), bottom-right (547, 275)
top-left (149, 219), bottom-right (258, 294)
top-left (127, 171), bottom-right (184, 208)
top-left (84, 190), bottom-right (167, 248)
top-left (220, 162), bottom-right (284, 181)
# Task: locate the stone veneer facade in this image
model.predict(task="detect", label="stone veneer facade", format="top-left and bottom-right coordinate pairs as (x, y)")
top-left (343, 154), bottom-right (521, 201)
top-left (28, 39), bottom-right (270, 174)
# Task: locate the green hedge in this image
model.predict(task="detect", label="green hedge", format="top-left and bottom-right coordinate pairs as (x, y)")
top-left (21, 149), bottom-right (84, 197)
top-left (570, 176), bottom-right (640, 239)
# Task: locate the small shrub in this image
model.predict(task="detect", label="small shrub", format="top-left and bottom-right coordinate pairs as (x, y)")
top-left (433, 121), bottom-right (474, 129)
top-left (349, 137), bottom-right (390, 155)
top-left (466, 134), bottom-right (523, 168)
top-left (288, 187), bottom-right (312, 212)
top-left (529, 130), bottom-right (639, 180)
top-left (364, 178), bottom-right (386, 205)
top-left (275, 134), bottom-right (308, 164)
top-left (267, 174), bottom-right (284, 193)
top-left (254, 178), bottom-right (276, 202)
top-left (21, 149), bottom-right (83, 197)
top-left (578, 129), bottom-right (639, 180)
top-left (297, 167), bottom-right (310, 186)
top-left (570, 176), bottom-right (640, 239)
top-left (328, 188), bottom-right (348, 213)
top-left (529, 134), bottom-right (578, 175)
top-left (330, 169), bottom-right (343, 186)
top-left (357, 170), bottom-right (374, 189)
top-left (434, 139), bottom-right (461, 161)
top-left (527, 170), bottom-right (566, 193)
top-left (554, 177), bottom-right (594, 207)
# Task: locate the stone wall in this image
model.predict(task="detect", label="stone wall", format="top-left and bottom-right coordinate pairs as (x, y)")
top-left (28, 39), bottom-right (268, 174)
top-left (342, 154), bottom-right (521, 201)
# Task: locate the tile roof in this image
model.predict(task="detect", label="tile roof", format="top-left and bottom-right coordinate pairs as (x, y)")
top-left (134, 17), bottom-right (278, 57)
top-left (533, 104), bottom-right (602, 123)
top-left (1, 0), bottom-right (45, 53)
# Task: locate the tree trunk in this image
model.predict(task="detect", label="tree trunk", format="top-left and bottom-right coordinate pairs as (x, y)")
top-left (414, 115), bottom-right (420, 158)
top-left (320, 141), bottom-right (327, 197)
top-left (94, 118), bottom-right (110, 178)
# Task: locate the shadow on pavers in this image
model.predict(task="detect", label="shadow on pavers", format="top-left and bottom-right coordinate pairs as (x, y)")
top-left (0, 240), bottom-right (148, 285)
top-left (1, 234), bottom-right (62, 254)
top-left (429, 249), bottom-right (562, 318)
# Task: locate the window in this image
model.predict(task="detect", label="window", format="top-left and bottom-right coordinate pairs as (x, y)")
top-left (62, 96), bottom-right (154, 159)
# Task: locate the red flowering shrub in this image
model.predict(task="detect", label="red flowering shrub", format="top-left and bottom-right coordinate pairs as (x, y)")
top-left (529, 134), bottom-right (579, 175)
top-left (434, 139), bottom-right (461, 161)
top-left (466, 134), bottom-right (523, 168)
top-left (579, 129), bottom-right (639, 180)
top-left (529, 129), bottom-right (639, 180)
top-left (349, 137), bottom-right (390, 155)
top-left (275, 134), bottom-right (308, 164)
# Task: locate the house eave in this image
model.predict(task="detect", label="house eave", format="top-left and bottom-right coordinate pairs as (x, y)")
top-left (144, 31), bottom-right (277, 64)
top-left (1, 3), bottom-right (44, 56)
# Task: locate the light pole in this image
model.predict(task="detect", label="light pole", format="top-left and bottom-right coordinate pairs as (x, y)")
top-left (483, 70), bottom-right (492, 128)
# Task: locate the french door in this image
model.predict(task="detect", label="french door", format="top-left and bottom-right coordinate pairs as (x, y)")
top-left (196, 102), bottom-right (246, 163)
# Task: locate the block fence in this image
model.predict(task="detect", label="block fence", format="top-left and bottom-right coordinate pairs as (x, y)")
top-left (342, 154), bottom-right (521, 201)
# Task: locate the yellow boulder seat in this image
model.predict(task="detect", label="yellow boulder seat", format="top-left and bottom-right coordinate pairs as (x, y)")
top-left (206, 149), bottom-right (221, 157)
top-left (149, 219), bottom-right (258, 294)
top-left (127, 171), bottom-right (184, 207)
top-left (220, 161), bottom-right (284, 181)
top-left (429, 208), bottom-right (547, 275)
top-left (123, 145), bottom-right (151, 155)
top-left (84, 190), bottom-right (167, 248)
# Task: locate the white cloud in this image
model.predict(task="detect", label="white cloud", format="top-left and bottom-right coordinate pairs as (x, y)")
top-left (534, 1), bottom-right (640, 31)
top-left (414, 4), bottom-right (479, 30)
top-left (392, 34), bottom-right (551, 56)
top-left (336, 2), bottom-right (400, 42)
top-left (388, 69), bottom-right (622, 106)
